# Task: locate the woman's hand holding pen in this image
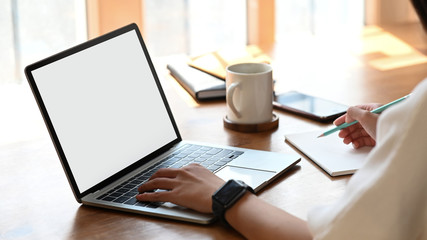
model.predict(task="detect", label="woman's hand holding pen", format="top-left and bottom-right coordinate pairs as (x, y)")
top-left (334, 103), bottom-right (382, 149)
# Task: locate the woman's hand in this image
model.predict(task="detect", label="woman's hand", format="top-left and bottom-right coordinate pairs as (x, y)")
top-left (136, 163), bottom-right (225, 213)
top-left (333, 103), bottom-right (382, 149)
top-left (136, 166), bottom-right (313, 240)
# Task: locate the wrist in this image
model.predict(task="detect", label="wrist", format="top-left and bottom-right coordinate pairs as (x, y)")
top-left (224, 191), bottom-right (254, 226)
top-left (211, 179), bottom-right (254, 227)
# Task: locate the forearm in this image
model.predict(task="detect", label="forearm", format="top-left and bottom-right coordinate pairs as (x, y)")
top-left (225, 193), bottom-right (312, 240)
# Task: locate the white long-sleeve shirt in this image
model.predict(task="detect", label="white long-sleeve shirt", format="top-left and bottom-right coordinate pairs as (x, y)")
top-left (307, 79), bottom-right (427, 239)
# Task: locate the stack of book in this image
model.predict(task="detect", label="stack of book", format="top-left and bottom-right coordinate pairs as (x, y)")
top-left (167, 45), bottom-right (271, 101)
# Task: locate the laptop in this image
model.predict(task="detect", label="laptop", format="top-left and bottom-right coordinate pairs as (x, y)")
top-left (24, 23), bottom-right (300, 224)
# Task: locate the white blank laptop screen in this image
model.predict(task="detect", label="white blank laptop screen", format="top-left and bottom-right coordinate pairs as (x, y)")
top-left (31, 30), bottom-right (177, 192)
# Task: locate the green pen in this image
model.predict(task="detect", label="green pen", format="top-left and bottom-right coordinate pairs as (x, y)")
top-left (317, 94), bottom-right (411, 138)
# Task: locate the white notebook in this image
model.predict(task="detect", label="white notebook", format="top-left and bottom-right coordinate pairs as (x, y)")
top-left (285, 130), bottom-right (372, 176)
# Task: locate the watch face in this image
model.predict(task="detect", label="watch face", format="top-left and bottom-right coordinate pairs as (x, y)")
top-left (214, 180), bottom-right (243, 204)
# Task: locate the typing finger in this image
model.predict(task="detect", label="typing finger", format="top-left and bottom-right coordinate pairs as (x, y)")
top-left (136, 189), bottom-right (174, 203)
top-left (138, 178), bottom-right (177, 193)
top-left (149, 167), bottom-right (181, 180)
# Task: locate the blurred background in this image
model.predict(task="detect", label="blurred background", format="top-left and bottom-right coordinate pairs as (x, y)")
top-left (0, 0), bottom-right (424, 146)
top-left (1, 0), bottom-right (420, 84)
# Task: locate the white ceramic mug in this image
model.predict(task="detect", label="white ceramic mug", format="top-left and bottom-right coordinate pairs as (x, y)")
top-left (226, 62), bottom-right (273, 124)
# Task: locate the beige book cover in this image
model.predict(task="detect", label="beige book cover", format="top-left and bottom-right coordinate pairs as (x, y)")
top-left (188, 45), bottom-right (271, 80)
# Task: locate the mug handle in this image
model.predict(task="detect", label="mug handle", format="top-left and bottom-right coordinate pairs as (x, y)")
top-left (227, 82), bottom-right (242, 118)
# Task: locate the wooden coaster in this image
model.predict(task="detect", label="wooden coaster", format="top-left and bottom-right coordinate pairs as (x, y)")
top-left (223, 114), bottom-right (279, 133)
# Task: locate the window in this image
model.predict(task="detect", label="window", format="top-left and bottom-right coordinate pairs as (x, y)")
top-left (0, 0), bottom-right (87, 146)
top-left (0, 0), bottom-right (86, 84)
top-left (0, 1), bottom-right (17, 84)
top-left (276, 0), bottom-right (364, 40)
top-left (143, 0), bottom-right (247, 57)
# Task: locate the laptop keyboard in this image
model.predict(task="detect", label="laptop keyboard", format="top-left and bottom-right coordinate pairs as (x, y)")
top-left (96, 143), bottom-right (243, 208)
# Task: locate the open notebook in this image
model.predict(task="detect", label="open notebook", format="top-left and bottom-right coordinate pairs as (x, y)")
top-left (285, 131), bottom-right (372, 176)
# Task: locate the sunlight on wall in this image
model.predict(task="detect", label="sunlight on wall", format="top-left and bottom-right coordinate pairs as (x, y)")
top-left (351, 25), bottom-right (427, 71)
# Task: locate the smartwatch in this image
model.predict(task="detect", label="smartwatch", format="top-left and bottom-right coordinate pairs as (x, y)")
top-left (212, 179), bottom-right (254, 226)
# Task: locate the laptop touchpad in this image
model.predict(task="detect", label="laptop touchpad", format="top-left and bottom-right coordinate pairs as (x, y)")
top-left (216, 166), bottom-right (275, 189)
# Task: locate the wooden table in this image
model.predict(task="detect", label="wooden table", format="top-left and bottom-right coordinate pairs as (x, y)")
top-left (1, 23), bottom-right (426, 239)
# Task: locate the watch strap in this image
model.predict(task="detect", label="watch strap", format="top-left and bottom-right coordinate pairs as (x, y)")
top-left (212, 179), bottom-right (254, 227)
